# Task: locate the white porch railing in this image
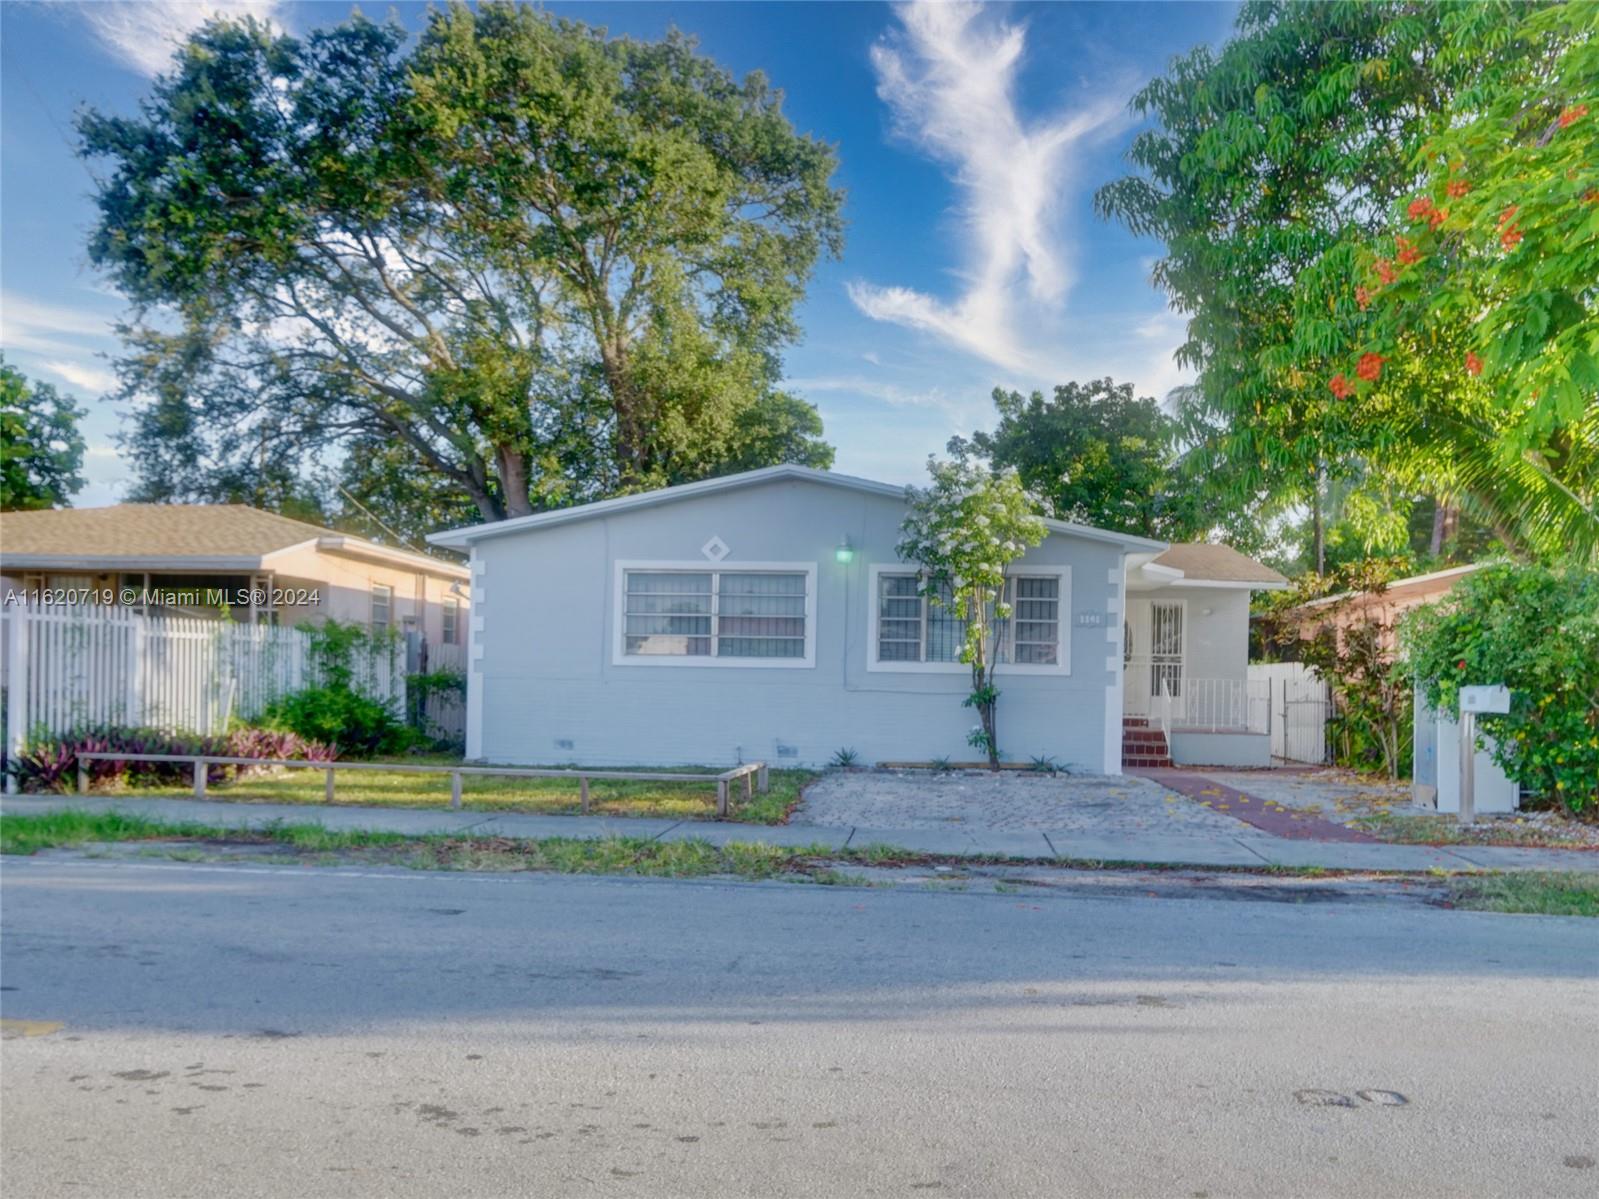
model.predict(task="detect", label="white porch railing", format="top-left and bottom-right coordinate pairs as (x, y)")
top-left (1124, 659), bottom-right (1271, 734)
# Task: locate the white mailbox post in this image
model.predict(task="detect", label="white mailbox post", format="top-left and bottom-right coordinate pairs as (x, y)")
top-left (1456, 685), bottom-right (1512, 824)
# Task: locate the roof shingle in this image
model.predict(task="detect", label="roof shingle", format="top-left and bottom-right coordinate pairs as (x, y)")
top-left (0, 504), bottom-right (338, 559)
top-left (1153, 542), bottom-right (1286, 585)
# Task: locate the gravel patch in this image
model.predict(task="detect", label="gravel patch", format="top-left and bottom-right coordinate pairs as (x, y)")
top-left (792, 769), bottom-right (1275, 839)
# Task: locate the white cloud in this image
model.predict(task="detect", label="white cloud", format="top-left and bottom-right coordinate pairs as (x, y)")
top-left (848, 2), bottom-right (1126, 371)
top-left (40, 360), bottom-right (118, 395)
top-left (787, 374), bottom-right (960, 415)
top-left (0, 292), bottom-right (116, 357)
top-left (76, 1), bottom-right (284, 78)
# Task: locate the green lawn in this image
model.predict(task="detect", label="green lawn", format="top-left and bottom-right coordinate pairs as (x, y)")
top-left (83, 759), bottom-right (810, 825)
top-left (1447, 872), bottom-right (1599, 917)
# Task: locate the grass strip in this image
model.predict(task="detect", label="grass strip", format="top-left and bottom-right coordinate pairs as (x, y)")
top-left (1447, 871), bottom-right (1599, 917)
top-left (0, 809), bottom-right (842, 883)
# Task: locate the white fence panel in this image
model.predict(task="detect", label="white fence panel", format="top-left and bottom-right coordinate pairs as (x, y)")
top-left (1249, 662), bottom-right (1330, 764)
top-left (3, 602), bottom-right (413, 789)
top-left (419, 641), bottom-right (466, 742)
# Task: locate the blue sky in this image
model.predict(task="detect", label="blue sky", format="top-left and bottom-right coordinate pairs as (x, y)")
top-left (1, 1), bottom-right (1238, 507)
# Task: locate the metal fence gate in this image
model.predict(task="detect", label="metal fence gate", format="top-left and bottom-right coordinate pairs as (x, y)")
top-left (1248, 662), bottom-right (1332, 765)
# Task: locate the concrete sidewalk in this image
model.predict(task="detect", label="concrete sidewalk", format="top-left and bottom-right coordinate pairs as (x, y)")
top-left (4, 793), bottom-right (1597, 874)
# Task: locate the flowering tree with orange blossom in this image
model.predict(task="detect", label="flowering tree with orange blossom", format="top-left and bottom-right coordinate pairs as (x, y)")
top-left (1101, 1), bottom-right (1596, 567)
top-left (1295, 1), bottom-right (1598, 561)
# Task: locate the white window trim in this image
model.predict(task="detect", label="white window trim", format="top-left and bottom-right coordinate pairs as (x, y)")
top-left (611, 559), bottom-right (817, 669)
top-left (865, 563), bottom-right (1072, 676)
top-left (370, 582), bottom-right (393, 633)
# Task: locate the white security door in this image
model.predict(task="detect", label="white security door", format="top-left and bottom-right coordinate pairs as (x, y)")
top-left (1148, 601), bottom-right (1184, 713)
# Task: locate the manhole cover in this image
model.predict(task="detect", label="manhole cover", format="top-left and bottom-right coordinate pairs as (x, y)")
top-left (1357, 1089), bottom-right (1409, 1106)
top-left (1294, 1089), bottom-right (1355, 1107)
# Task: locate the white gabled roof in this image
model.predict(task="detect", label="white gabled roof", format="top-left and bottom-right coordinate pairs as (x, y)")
top-left (426, 465), bottom-right (1170, 552)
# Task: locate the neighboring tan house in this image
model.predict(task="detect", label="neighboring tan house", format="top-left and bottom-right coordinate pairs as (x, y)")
top-left (427, 465), bottom-right (1286, 772)
top-left (0, 504), bottom-right (470, 651)
top-left (1285, 564), bottom-right (1483, 656)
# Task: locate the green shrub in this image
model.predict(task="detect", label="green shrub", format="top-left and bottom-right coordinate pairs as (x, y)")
top-left (263, 685), bottom-right (416, 757)
top-left (1402, 562), bottom-right (1599, 814)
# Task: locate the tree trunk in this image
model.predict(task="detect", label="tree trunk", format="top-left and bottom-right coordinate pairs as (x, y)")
top-left (495, 446), bottom-right (534, 518)
top-left (1428, 500), bottom-right (1459, 557)
top-left (1311, 471), bottom-right (1326, 575)
top-left (599, 339), bottom-right (646, 486)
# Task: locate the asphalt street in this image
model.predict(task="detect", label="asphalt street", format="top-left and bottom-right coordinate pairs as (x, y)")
top-left (2, 856), bottom-right (1596, 1198)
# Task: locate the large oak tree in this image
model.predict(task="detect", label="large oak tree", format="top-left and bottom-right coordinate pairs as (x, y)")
top-left (83, 3), bottom-right (842, 526)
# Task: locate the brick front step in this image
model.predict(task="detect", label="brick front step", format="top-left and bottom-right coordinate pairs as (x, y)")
top-left (1122, 756), bottom-right (1173, 768)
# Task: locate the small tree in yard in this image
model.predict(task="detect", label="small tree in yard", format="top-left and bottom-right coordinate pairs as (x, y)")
top-left (898, 459), bottom-right (1047, 768)
top-left (1258, 559), bottom-right (1415, 780)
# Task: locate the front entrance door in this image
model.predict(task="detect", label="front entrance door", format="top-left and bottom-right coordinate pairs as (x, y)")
top-left (1148, 601), bottom-right (1184, 706)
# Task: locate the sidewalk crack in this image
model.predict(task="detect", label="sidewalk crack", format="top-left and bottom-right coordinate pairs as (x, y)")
top-left (1233, 838), bottom-right (1272, 864)
top-left (650, 821), bottom-right (683, 843)
top-left (1041, 832), bottom-right (1059, 857)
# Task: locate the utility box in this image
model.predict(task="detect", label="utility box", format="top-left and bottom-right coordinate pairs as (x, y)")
top-left (1414, 693), bottom-right (1520, 814)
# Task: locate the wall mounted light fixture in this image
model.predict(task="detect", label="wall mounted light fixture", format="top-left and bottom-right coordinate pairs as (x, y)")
top-left (834, 536), bottom-right (855, 564)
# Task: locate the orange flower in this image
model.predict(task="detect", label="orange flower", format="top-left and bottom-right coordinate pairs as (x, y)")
top-left (1446, 179), bottom-right (1470, 199)
top-left (1498, 204), bottom-right (1518, 226)
top-left (1558, 104), bottom-right (1588, 128)
top-left (1428, 207), bottom-right (1447, 229)
top-left (1328, 374), bottom-right (1354, 398)
top-left (1354, 286), bottom-right (1372, 310)
top-left (1584, 188), bottom-right (1599, 204)
top-left (1465, 351), bottom-right (1483, 377)
top-left (1356, 352), bottom-right (1384, 382)
top-left (1407, 196), bottom-right (1435, 220)
top-left (1396, 237), bottom-right (1421, 265)
top-left (1374, 259), bottom-right (1398, 285)
top-left (1501, 224), bottom-right (1523, 249)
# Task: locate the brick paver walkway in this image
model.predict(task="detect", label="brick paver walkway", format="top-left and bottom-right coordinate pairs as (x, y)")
top-left (1129, 769), bottom-right (1378, 842)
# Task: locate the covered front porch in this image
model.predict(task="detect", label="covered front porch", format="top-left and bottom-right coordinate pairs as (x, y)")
top-left (1119, 543), bottom-right (1286, 769)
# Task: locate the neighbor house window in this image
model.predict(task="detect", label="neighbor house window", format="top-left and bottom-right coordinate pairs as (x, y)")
top-left (619, 566), bottom-right (812, 663)
top-left (873, 571), bottom-right (1064, 668)
top-left (370, 584), bottom-right (393, 634)
top-left (442, 596), bottom-right (460, 646)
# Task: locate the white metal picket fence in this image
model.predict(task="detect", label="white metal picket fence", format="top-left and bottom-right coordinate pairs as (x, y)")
top-left (2, 602), bottom-right (404, 774)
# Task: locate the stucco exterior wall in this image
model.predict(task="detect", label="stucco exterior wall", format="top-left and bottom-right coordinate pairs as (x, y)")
top-left (1124, 585), bottom-right (1250, 686)
top-left (263, 546), bottom-right (466, 649)
top-left (1169, 730), bottom-right (1271, 768)
top-left (467, 477), bottom-right (1127, 771)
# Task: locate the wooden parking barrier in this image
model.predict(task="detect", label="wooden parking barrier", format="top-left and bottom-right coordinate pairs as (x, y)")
top-left (71, 753), bottom-right (766, 821)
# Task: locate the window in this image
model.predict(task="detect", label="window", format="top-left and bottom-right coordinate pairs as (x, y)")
top-left (871, 568), bottom-right (1067, 671)
top-left (370, 583), bottom-right (393, 634)
top-left (442, 596), bottom-right (461, 646)
top-left (616, 563), bottom-right (814, 666)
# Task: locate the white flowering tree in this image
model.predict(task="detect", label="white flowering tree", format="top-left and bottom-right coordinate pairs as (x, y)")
top-left (897, 458), bottom-right (1047, 767)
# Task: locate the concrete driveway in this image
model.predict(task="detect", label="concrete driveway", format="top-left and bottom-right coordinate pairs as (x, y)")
top-left (793, 769), bottom-right (1275, 841)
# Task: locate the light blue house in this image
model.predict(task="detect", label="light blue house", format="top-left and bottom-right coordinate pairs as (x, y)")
top-left (429, 466), bottom-right (1284, 772)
